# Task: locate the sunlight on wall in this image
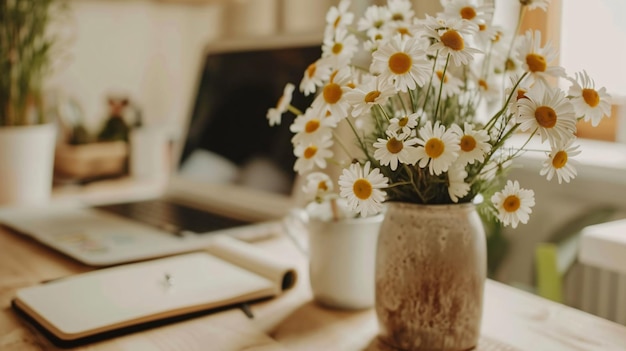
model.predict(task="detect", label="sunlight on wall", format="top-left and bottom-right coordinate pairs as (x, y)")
top-left (560, 0), bottom-right (626, 96)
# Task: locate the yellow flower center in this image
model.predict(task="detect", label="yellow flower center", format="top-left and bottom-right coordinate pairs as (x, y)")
top-left (503, 195), bottom-right (521, 213)
top-left (516, 89), bottom-right (527, 101)
top-left (353, 178), bottom-right (373, 200)
top-left (505, 58), bottom-right (516, 71)
top-left (479, 24), bottom-right (486, 32)
top-left (436, 70), bottom-right (448, 83)
top-left (582, 88), bottom-right (600, 107)
top-left (318, 181), bottom-right (328, 192)
top-left (535, 106), bottom-right (557, 128)
top-left (526, 53), bottom-right (547, 72)
top-left (493, 31), bottom-right (502, 43)
top-left (441, 30), bottom-right (465, 51)
top-left (323, 83), bottom-right (343, 104)
top-left (364, 90), bottom-right (381, 103)
top-left (392, 13), bottom-right (404, 21)
top-left (386, 137), bottom-right (404, 154)
top-left (396, 27), bottom-right (411, 36)
top-left (460, 6), bottom-right (477, 20)
top-left (306, 63), bottom-right (317, 79)
top-left (374, 20), bottom-right (384, 29)
top-left (399, 117), bottom-right (409, 127)
top-left (388, 52), bottom-right (412, 74)
top-left (478, 79), bottom-right (488, 91)
top-left (305, 119), bottom-right (320, 133)
top-left (303, 146), bottom-right (317, 159)
top-left (552, 150), bottom-right (568, 169)
top-left (347, 81), bottom-right (356, 89)
top-left (460, 135), bottom-right (477, 152)
top-left (332, 43), bottom-right (343, 55)
top-left (425, 138), bottom-right (445, 158)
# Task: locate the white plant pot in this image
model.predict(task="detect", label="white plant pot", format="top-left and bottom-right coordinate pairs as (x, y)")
top-left (0, 123), bottom-right (56, 207)
top-left (307, 214), bottom-right (383, 310)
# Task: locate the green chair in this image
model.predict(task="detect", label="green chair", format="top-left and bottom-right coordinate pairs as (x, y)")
top-left (534, 206), bottom-right (618, 303)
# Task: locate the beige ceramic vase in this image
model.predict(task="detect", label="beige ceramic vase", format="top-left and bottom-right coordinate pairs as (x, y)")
top-left (375, 202), bottom-right (486, 351)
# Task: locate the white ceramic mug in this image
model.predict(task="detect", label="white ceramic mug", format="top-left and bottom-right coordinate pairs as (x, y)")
top-left (306, 214), bottom-right (383, 310)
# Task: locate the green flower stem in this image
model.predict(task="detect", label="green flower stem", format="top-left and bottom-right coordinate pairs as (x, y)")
top-left (484, 71), bottom-right (529, 132)
top-left (287, 105), bottom-right (303, 116)
top-left (403, 163), bottom-right (427, 203)
top-left (421, 50), bottom-right (440, 115)
top-left (344, 116), bottom-right (376, 165)
top-left (434, 54), bottom-right (451, 120)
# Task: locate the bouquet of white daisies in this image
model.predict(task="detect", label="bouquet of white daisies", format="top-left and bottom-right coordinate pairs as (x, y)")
top-left (267, 0), bottom-right (611, 228)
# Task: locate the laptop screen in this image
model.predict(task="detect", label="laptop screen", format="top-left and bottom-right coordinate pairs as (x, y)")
top-left (177, 39), bottom-right (321, 196)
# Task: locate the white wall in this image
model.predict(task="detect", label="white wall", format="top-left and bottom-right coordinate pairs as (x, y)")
top-left (47, 0), bottom-right (225, 138)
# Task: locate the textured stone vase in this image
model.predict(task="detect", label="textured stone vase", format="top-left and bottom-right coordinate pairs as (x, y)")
top-left (375, 202), bottom-right (486, 351)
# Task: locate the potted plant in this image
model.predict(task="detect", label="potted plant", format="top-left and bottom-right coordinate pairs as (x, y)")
top-left (0, 0), bottom-right (68, 206)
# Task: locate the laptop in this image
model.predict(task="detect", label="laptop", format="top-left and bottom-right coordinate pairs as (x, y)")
top-left (0, 34), bottom-right (322, 267)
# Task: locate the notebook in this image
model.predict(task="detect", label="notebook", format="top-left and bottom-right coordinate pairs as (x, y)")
top-left (12, 235), bottom-right (298, 348)
top-left (0, 34), bottom-right (321, 267)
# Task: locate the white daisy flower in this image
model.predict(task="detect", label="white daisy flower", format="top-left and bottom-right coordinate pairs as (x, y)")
top-left (440, 0), bottom-right (494, 25)
top-left (358, 5), bottom-right (391, 37)
top-left (491, 180), bottom-right (535, 229)
top-left (388, 111), bottom-right (420, 135)
top-left (363, 29), bottom-right (388, 52)
top-left (290, 108), bottom-right (334, 145)
top-left (310, 67), bottom-right (353, 120)
top-left (520, 0), bottom-right (550, 11)
top-left (432, 67), bottom-right (463, 99)
top-left (383, 20), bottom-right (417, 39)
top-left (387, 0), bottom-right (415, 24)
top-left (516, 84), bottom-right (577, 144)
top-left (475, 74), bottom-right (501, 103)
top-left (422, 15), bottom-right (482, 67)
top-left (266, 83), bottom-right (295, 126)
top-left (325, 0), bottom-right (354, 33)
top-left (415, 121), bottom-right (461, 175)
top-left (300, 58), bottom-right (332, 96)
top-left (370, 34), bottom-right (431, 92)
top-left (451, 122), bottom-right (491, 165)
top-left (338, 161), bottom-right (389, 217)
top-left (447, 162), bottom-right (470, 203)
top-left (515, 29), bottom-right (565, 86)
top-left (539, 138), bottom-right (581, 184)
top-left (302, 172), bottom-right (334, 202)
top-left (489, 33), bottom-right (523, 75)
top-left (293, 136), bottom-right (334, 174)
top-left (567, 70), bottom-right (612, 127)
top-left (473, 22), bottom-right (501, 50)
top-left (322, 27), bottom-right (360, 69)
top-left (373, 130), bottom-right (419, 171)
top-left (505, 74), bottom-right (533, 117)
top-left (479, 156), bottom-right (512, 181)
top-left (344, 75), bottom-right (396, 117)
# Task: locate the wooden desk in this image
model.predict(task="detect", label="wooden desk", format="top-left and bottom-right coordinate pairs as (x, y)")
top-left (1, 226), bottom-right (626, 351)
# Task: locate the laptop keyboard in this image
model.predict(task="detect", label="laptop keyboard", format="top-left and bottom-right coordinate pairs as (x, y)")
top-left (95, 199), bottom-right (250, 236)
